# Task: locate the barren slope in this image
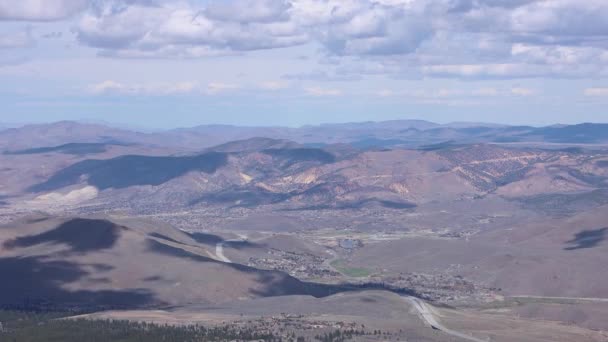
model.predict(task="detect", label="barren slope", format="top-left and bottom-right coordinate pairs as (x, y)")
top-left (0, 216), bottom-right (340, 310)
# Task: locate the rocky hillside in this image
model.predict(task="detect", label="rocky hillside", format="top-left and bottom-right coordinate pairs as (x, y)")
top-left (3, 137), bottom-right (607, 215)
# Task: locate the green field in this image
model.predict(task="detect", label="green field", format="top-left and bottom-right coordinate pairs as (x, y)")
top-left (330, 259), bottom-right (372, 278)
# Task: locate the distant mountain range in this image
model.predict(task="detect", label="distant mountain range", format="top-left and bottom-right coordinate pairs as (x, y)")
top-left (1, 119), bottom-right (608, 216)
top-left (2, 120), bottom-right (608, 151)
top-left (2, 135), bottom-right (606, 216)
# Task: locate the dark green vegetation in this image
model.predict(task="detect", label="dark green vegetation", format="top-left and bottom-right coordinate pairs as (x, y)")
top-left (330, 260), bottom-right (372, 278)
top-left (29, 152), bottom-right (228, 192)
top-left (0, 310), bottom-right (368, 342)
top-left (314, 329), bottom-right (368, 342)
top-left (0, 311), bottom-right (278, 342)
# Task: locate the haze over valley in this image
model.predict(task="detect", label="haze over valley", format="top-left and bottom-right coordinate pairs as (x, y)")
top-left (1, 120), bottom-right (608, 341)
top-left (2, 0), bottom-right (608, 340)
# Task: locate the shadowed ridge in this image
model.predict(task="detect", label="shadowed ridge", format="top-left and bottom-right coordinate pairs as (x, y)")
top-left (205, 137), bottom-right (300, 153)
top-left (0, 215), bottom-right (425, 312)
top-left (186, 231), bottom-right (224, 245)
top-left (144, 239), bottom-right (420, 300)
top-left (522, 123), bottom-right (608, 144)
top-left (28, 152), bottom-right (229, 192)
top-left (3, 218), bottom-right (122, 253)
top-left (4, 142), bottom-right (131, 156)
top-left (262, 147), bottom-right (336, 167)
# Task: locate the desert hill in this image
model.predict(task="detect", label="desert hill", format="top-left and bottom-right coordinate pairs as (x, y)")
top-left (0, 216), bottom-right (341, 311)
top-left (3, 138), bottom-right (606, 217)
top-left (346, 203), bottom-right (608, 299)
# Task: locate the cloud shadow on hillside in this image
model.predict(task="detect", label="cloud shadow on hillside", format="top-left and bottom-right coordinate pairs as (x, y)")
top-left (3, 219), bottom-right (122, 253)
top-left (0, 256), bottom-right (156, 311)
top-left (564, 227), bottom-right (607, 250)
top-left (4, 142), bottom-right (130, 156)
top-left (28, 152), bottom-right (228, 192)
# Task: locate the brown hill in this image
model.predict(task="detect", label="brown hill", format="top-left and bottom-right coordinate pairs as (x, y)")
top-left (0, 216), bottom-right (340, 311)
top-left (347, 204), bottom-right (608, 298)
top-left (7, 141), bottom-right (605, 214)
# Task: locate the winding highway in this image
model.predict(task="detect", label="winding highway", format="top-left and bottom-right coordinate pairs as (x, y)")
top-left (405, 297), bottom-right (487, 342)
top-left (215, 234), bottom-right (248, 263)
top-left (509, 295), bottom-right (608, 303)
top-left (215, 241), bottom-right (232, 263)
top-left (216, 236), bottom-right (485, 341)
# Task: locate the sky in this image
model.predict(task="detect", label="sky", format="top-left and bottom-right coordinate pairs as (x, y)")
top-left (1, 0), bottom-right (608, 129)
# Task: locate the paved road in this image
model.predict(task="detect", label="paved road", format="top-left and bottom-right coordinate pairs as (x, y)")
top-left (510, 295), bottom-right (608, 303)
top-left (405, 297), bottom-right (487, 342)
top-left (215, 234), bottom-right (485, 341)
top-left (215, 241), bottom-right (232, 263)
top-left (215, 234), bottom-right (248, 263)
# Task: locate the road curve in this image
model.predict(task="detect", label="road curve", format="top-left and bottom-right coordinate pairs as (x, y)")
top-left (214, 235), bottom-right (483, 340)
top-left (215, 235), bottom-right (248, 263)
top-left (405, 297), bottom-right (487, 342)
top-left (510, 295), bottom-right (608, 303)
top-left (215, 241), bottom-right (232, 263)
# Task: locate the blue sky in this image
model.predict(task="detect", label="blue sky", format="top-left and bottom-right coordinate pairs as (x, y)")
top-left (1, 0), bottom-right (608, 129)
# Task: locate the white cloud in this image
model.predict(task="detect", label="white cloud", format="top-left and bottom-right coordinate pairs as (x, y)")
top-left (89, 80), bottom-right (124, 94)
top-left (76, 1), bottom-right (308, 55)
top-left (305, 86), bottom-right (342, 96)
top-left (374, 88), bottom-right (469, 99)
top-left (584, 88), bottom-right (608, 97)
top-left (259, 81), bottom-right (289, 90)
top-left (205, 82), bottom-right (239, 95)
top-left (205, 0), bottom-right (291, 23)
top-left (373, 86), bottom-right (540, 100)
top-left (309, 1), bottom-right (433, 56)
top-left (423, 64), bottom-right (530, 78)
top-left (4, 0), bottom-right (608, 80)
top-left (509, 0), bottom-right (608, 42)
top-left (89, 80), bottom-right (199, 95)
top-left (375, 89), bottom-right (395, 97)
top-left (0, 0), bottom-right (88, 21)
top-left (511, 87), bottom-right (536, 96)
top-left (420, 62), bottom-right (606, 79)
top-left (283, 70), bottom-right (362, 82)
top-left (0, 27), bottom-right (33, 48)
top-left (472, 87), bottom-right (499, 96)
top-left (97, 45), bottom-right (237, 59)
